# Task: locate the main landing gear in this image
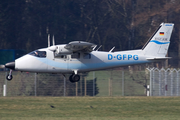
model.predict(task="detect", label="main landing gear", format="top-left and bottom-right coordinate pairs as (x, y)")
top-left (69, 70), bottom-right (80, 83)
top-left (69, 74), bottom-right (80, 83)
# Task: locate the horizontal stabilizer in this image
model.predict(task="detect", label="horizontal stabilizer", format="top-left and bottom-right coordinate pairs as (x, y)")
top-left (146, 57), bottom-right (171, 60)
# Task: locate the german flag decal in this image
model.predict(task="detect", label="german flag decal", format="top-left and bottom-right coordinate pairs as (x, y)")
top-left (159, 32), bottom-right (164, 36)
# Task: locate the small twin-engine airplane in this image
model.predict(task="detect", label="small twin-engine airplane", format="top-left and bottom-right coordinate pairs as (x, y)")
top-left (3, 23), bottom-right (174, 82)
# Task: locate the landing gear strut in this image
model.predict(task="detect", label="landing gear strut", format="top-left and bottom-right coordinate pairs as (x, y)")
top-left (5, 61), bottom-right (15, 81)
top-left (69, 74), bottom-right (80, 83)
top-left (6, 69), bottom-right (13, 81)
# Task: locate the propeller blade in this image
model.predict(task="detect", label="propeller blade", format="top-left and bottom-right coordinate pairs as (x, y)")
top-left (0, 65), bottom-right (5, 69)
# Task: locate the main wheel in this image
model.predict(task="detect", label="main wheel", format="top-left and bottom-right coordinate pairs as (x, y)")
top-left (6, 74), bottom-right (13, 81)
top-left (72, 74), bottom-right (80, 82)
top-left (69, 74), bottom-right (74, 83)
top-left (69, 74), bottom-right (80, 83)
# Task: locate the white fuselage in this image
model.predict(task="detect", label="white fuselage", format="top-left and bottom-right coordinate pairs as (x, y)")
top-left (15, 48), bottom-right (150, 73)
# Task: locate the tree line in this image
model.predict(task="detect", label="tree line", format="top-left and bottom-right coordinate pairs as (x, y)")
top-left (0, 0), bottom-right (180, 67)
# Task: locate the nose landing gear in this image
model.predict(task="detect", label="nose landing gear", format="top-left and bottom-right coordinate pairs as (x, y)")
top-left (5, 61), bottom-right (15, 81)
top-left (6, 69), bottom-right (13, 81)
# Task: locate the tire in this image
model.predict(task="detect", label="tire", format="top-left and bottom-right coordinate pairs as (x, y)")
top-left (72, 74), bottom-right (80, 82)
top-left (69, 74), bottom-right (80, 83)
top-left (69, 74), bottom-right (74, 83)
top-left (6, 74), bottom-right (13, 81)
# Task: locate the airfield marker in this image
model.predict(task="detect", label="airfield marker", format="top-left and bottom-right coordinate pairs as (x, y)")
top-left (3, 84), bottom-right (6, 96)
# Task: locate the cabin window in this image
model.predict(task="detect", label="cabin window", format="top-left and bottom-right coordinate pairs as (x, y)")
top-left (71, 53), bottom-right (80, 59)
top-left (29, 51), bottom-right (46, 58)
top-left (59, 55), bottom-right (67, 59)
top-left (54, 52), bottom-right (67, 59)
top-left (83, 53), bottom-right (91, 59)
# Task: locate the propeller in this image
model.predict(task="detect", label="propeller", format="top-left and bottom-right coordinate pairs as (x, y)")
top-left (0, 65), bottom-right (5, 69)
top-left (0, 62), bottom-right (15, 70)
top-left (0, 62), bottom-right (15, 81)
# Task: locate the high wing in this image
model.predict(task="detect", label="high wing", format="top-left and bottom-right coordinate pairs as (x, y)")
top-left (64, 41), bottom-right (96, 53)
top-left (48, 41), bottom-right (96, 57)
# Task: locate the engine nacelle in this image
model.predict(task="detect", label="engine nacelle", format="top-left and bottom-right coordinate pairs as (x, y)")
top-left (55, 45), bottom-right (73, 56)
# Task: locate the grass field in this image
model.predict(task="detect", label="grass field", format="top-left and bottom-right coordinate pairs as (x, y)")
top-left (0, 97), bottom-right (180, 120)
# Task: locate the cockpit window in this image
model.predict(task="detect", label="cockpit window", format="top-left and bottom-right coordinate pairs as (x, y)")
top-left (29, 51), bottom-right (46, 58)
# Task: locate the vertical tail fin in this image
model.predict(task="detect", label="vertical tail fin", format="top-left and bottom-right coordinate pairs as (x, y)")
top-left (142, 23), bottom-right (174, 57)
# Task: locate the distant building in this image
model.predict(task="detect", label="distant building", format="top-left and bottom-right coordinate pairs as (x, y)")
top-left (0, 49), bottom-right (26, 65)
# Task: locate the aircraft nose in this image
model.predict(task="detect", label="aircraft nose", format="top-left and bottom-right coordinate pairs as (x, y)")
top-left (5, 61), bottom-right (15, 70)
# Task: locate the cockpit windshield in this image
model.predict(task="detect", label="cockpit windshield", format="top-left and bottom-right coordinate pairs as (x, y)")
top-left (29, 50), bottom-right (46, 58)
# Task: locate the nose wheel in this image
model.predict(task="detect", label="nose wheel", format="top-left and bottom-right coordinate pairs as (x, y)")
top-left (6, 74), bottom-right (13, 81)
top-left (6, 69), bottom-right (13, 81)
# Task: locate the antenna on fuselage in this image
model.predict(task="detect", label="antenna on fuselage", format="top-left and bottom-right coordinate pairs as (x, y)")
top-left (48, 34), bottom-right (50, 47)
top-left (96, 45), bottom-right (102, 51)
top-left (109, 46), bottom-right (115, 52)
top-left (93, 45), bottom-right (97, 51)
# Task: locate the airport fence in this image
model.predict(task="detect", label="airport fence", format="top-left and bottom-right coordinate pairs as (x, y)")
top-left (2, 67), bottom-right (180, 97)
top-left (147, 68), bottom-right (180, 96)
top-left (0, 68), bottom-right (150, 97)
